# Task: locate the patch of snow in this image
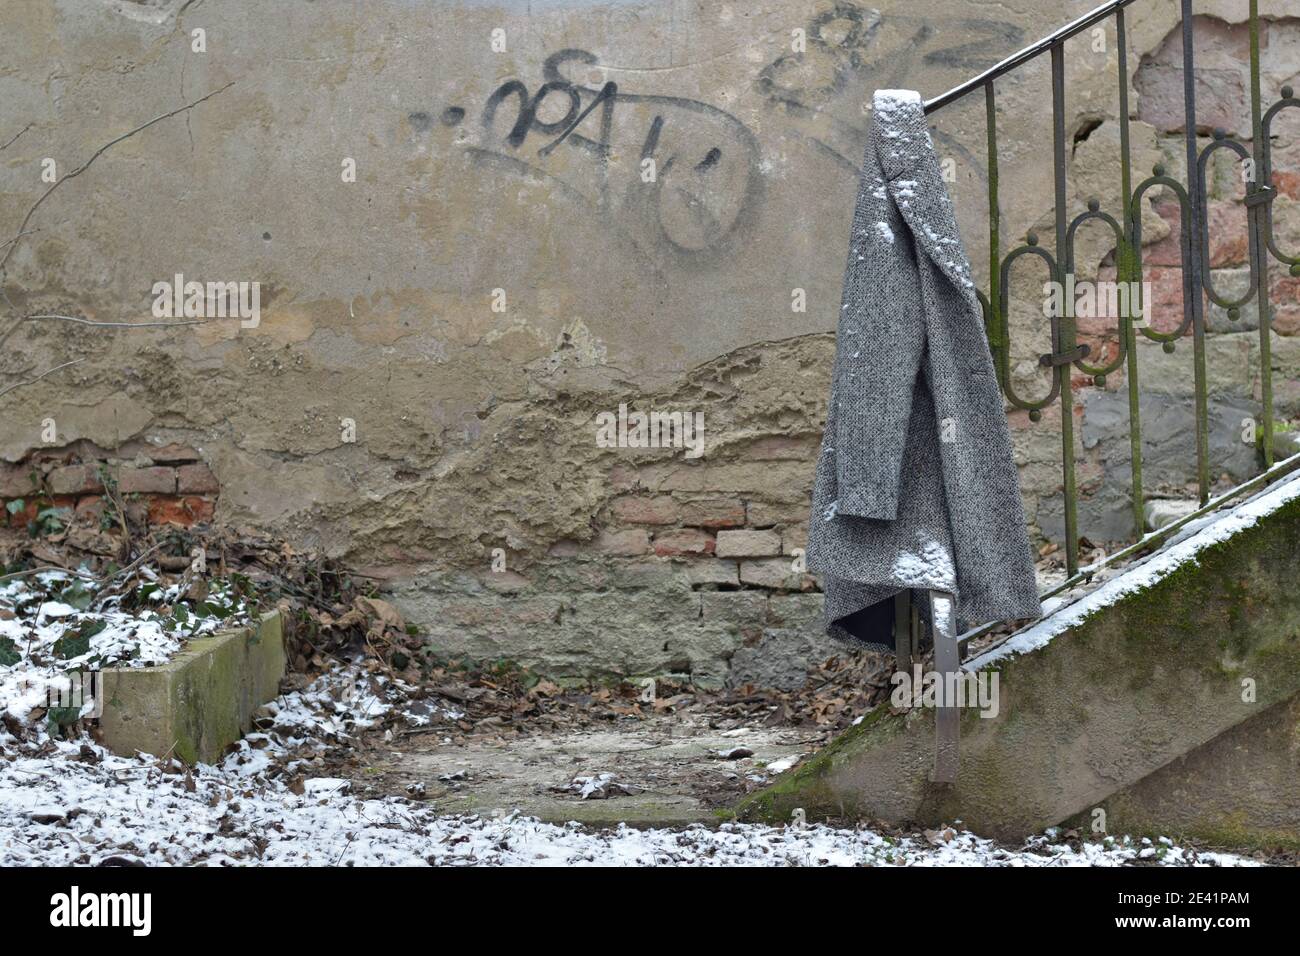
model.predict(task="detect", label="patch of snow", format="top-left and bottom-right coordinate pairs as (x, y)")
top-left (0, 738), bottom-right (1256, 866)
top-left (873, 89), bottom-right (922, 114)
top-left (561, 773), bottom-right (638, 800)
top-left (891, 533), bottom-right (957, 593)
top-left (0, 573), bottom-right (250, 727)
top-left (303, 777), bottom-right (351, 797)
top-left (893, 179), bottom-right (917, 199)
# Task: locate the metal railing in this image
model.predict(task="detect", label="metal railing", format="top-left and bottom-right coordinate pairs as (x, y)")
top-left (900, 0), bottom-right (1299, 780)
top-left (921, 0), bottom-right (1299, 588)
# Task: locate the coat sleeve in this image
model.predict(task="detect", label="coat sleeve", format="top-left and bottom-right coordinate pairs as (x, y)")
top-left (831, 173), bottom-right (926, 522)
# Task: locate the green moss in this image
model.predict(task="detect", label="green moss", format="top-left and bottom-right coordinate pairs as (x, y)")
top-left (1063, 805), bottom-right (1300, 854)
top-left (735, 704), bottom-right (901, 823)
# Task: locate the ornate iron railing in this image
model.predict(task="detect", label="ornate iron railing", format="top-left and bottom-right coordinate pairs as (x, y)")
top-left (895, 1), bottom-right (1299, 778)
top-left (923, 0), bottom-right (1299, 588)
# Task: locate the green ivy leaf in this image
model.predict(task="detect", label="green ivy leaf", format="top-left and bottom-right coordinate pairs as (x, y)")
top-left (54, 618), bottom-right (106, 659)
top-left (47, 706), bottom-right (82, 730)
top-left (59, 579), bottom-right (95, 611)
top-left (35, 506), bottom-right (70, 534)
top-left (0, 637), bottom-right (20, 666)
top-left (199, 600), bottom-right (232, 620)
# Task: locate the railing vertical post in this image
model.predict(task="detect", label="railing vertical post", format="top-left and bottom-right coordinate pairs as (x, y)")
top-left (1116, 8), bottom-right (1145, 539)
top-left (1180, 0), bottom-right (1212, 506)
top-left (986, 81), bottom-right (1004, 392)
top-left (893, 589), bottom-right (914, 673)
top-left (1051, 42), bottom-right (1080, 576)
top-left (1248, 0), bottom-right (1274, 468)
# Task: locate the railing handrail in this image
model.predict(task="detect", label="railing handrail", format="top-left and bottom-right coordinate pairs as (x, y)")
top-left (923, 0), bottom-right (1142, 115)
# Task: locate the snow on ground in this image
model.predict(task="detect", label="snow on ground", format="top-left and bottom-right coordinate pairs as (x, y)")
top-left (0, 566), bottom-right (1267, 867)
top-left (0, 664), bottom-right (1259, 867)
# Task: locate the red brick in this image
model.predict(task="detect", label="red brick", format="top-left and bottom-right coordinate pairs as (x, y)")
top-left (610, 495), bottom-right (679, 526)
top-left (4, 498), bottom-right (36, 528)
top-left (5, 496), bottom-right (76, 529)
top-left (1145, 199), bottom-right (1247, 269)
top-left (176, 463), bottom-right (219, 494)
top-left (0, 463), bottom-right (36, 498)
top-left (147, 496), bottom-right (214, 527)
top-left (1268, 275), bottom-right (1300, 335)
top-left (652, 528), bottom-right (715, 557)
top-left (1273, 170), bottom-right (1300, 201)
top-left (118, 466), bottom-right (176, 494)
top-left (678, 498), bottom-right (746, 528)
top-left (48, 464), bottom-right (103, 495)
top-left (74, 496), bottom-right (106, 523)
top-left (1076, 263), bottom-right (1185, 339)
top-left (1140, 266), bottom-right (1188, 335)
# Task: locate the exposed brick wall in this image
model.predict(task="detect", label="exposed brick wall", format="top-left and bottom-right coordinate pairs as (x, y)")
top-left (389, 424), bottom-right (836, 690)
top-left (600, 494), bottom-right (814, 591)
top-left (1, 441), bottom-right (218, 533)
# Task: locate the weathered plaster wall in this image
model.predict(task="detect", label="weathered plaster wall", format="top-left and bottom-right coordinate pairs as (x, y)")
top-left (1, 1), bottom-right (1297, 683)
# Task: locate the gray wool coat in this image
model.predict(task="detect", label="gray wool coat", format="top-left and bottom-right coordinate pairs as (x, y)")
top-left (807, 89), bottom-right (1041, 647)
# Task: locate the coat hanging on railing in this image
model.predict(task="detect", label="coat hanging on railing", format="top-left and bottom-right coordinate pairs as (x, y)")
top-left (807, 89), bottom-right (1041, 647)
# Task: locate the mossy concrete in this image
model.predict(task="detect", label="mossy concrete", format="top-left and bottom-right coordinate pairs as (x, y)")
top-left (735, 491), bottom-right (1300, 840)
top-left (347, 717), bottom-right (815, 828)
top-left (99, 611), bottom-right (285, 764)
top-left (1072, 692), bottom-right (1300, 852)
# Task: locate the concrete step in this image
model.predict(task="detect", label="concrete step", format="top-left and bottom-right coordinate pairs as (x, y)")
top-left (735, 471), bottom-right (1300, 846)
top-left (1070, 692), bottom-right (1300, 851)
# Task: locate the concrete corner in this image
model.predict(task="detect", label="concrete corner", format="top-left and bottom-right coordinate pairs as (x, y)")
top-left (99, 611), bottom-right (285, 764)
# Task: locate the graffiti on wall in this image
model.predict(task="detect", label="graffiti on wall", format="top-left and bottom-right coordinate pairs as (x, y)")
top-left (427, 3), bottom-right (1019, 274)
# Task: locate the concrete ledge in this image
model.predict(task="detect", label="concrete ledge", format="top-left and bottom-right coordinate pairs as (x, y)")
top-left (98, 611), bottom-right (285, 764)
